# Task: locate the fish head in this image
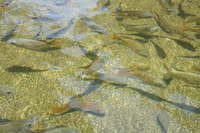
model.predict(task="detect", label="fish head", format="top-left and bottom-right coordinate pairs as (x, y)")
top-left (165, 8), bottom-right (177, 15)
top-left (17, 119), bottom-right (36, 131)
top-left (84, 106), bottom-right (106, 115)
top-left (149, 26), bottom-right (161, 34)
top-left (153, 79), bottom-right (167, 88)
top-left (143, 12), bottom-right (155, 18)
top-left (8, 38), bottom-right (19, 45)
top-left (1, 0), bottom-right (13, 7)
top-left (1, 87), bottom-right (16, 96)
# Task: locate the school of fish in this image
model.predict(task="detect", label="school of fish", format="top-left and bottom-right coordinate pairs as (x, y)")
top-left (0, 0), bottom-right (199, 132)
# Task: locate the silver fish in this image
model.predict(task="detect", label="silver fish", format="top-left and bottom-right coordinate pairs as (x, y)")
top-left (79, 15), bottom-right (108, 34)
top-left (0, 118), bottom-right (36, 133)
top-left (0, 85), bottom-right (16, 96)
top-left (1, 0), bottom-right (15, 7)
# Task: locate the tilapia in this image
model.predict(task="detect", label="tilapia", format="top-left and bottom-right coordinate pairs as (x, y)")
top-left (157, 112), bottom-right (171, 133)
top-left (53, 0), bottom-right (69, 6)
top-left (190, 65), bottom-right (200, 72)
top-left (111, 34), bottom-right (151, 58)
top-left (153, 12), bottom-right (174, 35)
top-left (78, 55), bottom-right (108, 76)
top-left (0, 118), bottom-right (36, 133)
top-left (173, 28), bottom-right (197, 41)
top-left (1, 0), bottom-right (15, 7)
top-left (29, 10), bottom-right (65, 21)
top-left (118, 23), bottom-right (161, 35)
top-left (111, 11), bottom-right (155, 19)
top-left (1, 25), bottom-right (18, 42)
top-left (46, 17), bottom-right (75, 39)
top-left (79, 15), bottom-right (107, 34)
top-left (34, 126), bottom-right (81, 133)
top-left (117, 70), bottom-right (167, 88)
top-left (89, 73), bottom-right (128, 86)
top-left (8, 38), bottom-right (62, 51)
top-left (157, 0), bottom-right (177, 15)
top-left (161, 63), bottom-right (200, 85)
top-left (51, 100), bottom-right (105, 116)
top-left (0, 85), bottom-right (16, 96)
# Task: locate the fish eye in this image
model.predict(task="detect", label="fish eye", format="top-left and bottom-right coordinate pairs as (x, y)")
top-left (27, 123), bottom-right (32, 127)
top-left (6, 91), bottom-right (11, 95)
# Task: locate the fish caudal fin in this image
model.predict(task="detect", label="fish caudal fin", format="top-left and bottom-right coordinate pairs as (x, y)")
top-left (160, 63), bottom-right (173, 80)
top-left (110, 33), bottom-right (121, 40)
top-left (48, 39), bottom-right (63, 47)
top-left (118, 23), bottom-right (125, 27)
top-left (182, 25), bottom-right (191, 32)
top-left (50, 105), bottom-right (67, 114)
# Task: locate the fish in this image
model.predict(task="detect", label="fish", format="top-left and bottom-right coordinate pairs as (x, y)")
top-left (29, 10), bottom-right (65, 21)
top-left (161, 63), bottom-right (200, 85)
top-left (118, 23), bottom-right (161, 35)
top-left (32, 25), bottom-right (43, 40)
top-left (110, 34), bottom-right (151, 58)
top-left (74, 38), bottom-right (98, 61)
top-left (115, 2), bottom-right (123, 22)
top-left (182, 25), bottom-right (200, 32)
top-left (101, 0), bottom-right (110, 11)
top-left (153, 12), bottom-right (174, 35)
top-left (0, 118), bottom-right (36, 133)
top-left (79, 55), bottom-right (108, 76)
top-left (177, 0), bottom-right (196, 19)
top-left (157, 0), bottom-right (177, 15)
top-left (0, 85), bottom-right (16, 96)
top-left (50, 100), bottom-right (105, 116)
top-left (89, 73), bottom-right (128, 86)
top-left (1, 25), bottom-right (18, 42)
top-left (34, 126), bottom-right (81, 133)
top-left (111, 11), bottom-right (155, 19)
top-left (79, 15), bottom-right (108, 34)
top-left (183, 16), bottom-right (200, 25)
top-left (189, 65), bottom-right (200, 72)
top-left (1, 0), bottom-right (15, 7)
top-left (173, 28), bottom-right (197, 41)
top-left (8, 38), bottom-right (62, 51)
top-left (53, 0), bottom-right (69, 6)
top-left (46, 18), bottom-right (75, 39)
top-left (117, 70), bottom-right (167, 88)
top-left (157, 112), bottom-right (171, 133)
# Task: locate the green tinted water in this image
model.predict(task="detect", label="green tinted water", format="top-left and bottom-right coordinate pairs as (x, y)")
top-left (0, 0), bottom-right (199, 132)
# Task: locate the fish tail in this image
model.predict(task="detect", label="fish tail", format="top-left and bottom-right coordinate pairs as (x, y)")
top-left (110, 33), bottom-right (121, 40)
top-left (161, 63), bottom-right (173, 80)
top-left (48, 39), bottom-right (62, 47)
top-left (50, 105), bottom-right (68, 114)
top-left (117, 70), bottom-right (131, 77)
top-left (118, 22), bottom-right (125, 26)
top-left (182, 25), bottom-right (191, 32)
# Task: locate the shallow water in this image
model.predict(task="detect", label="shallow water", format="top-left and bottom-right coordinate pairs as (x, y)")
top-left (0, 0), bottom-right (200, 132)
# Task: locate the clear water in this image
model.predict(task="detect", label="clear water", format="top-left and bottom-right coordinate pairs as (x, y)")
top-left (0, 0), bottom-right (199, 132)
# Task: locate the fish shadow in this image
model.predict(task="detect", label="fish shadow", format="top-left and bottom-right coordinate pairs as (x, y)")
top-left (5, 66), bottom-right (49, 73)
top-left (127, 87), bottom-right (200, 114)
top-left (150, 40), bottom-right (167, 59)
top-left (170, 38), bottom-right (196, 52)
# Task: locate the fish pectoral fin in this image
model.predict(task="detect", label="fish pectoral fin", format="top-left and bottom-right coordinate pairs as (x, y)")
top-left (50, 105), bottom-right (67, 114)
